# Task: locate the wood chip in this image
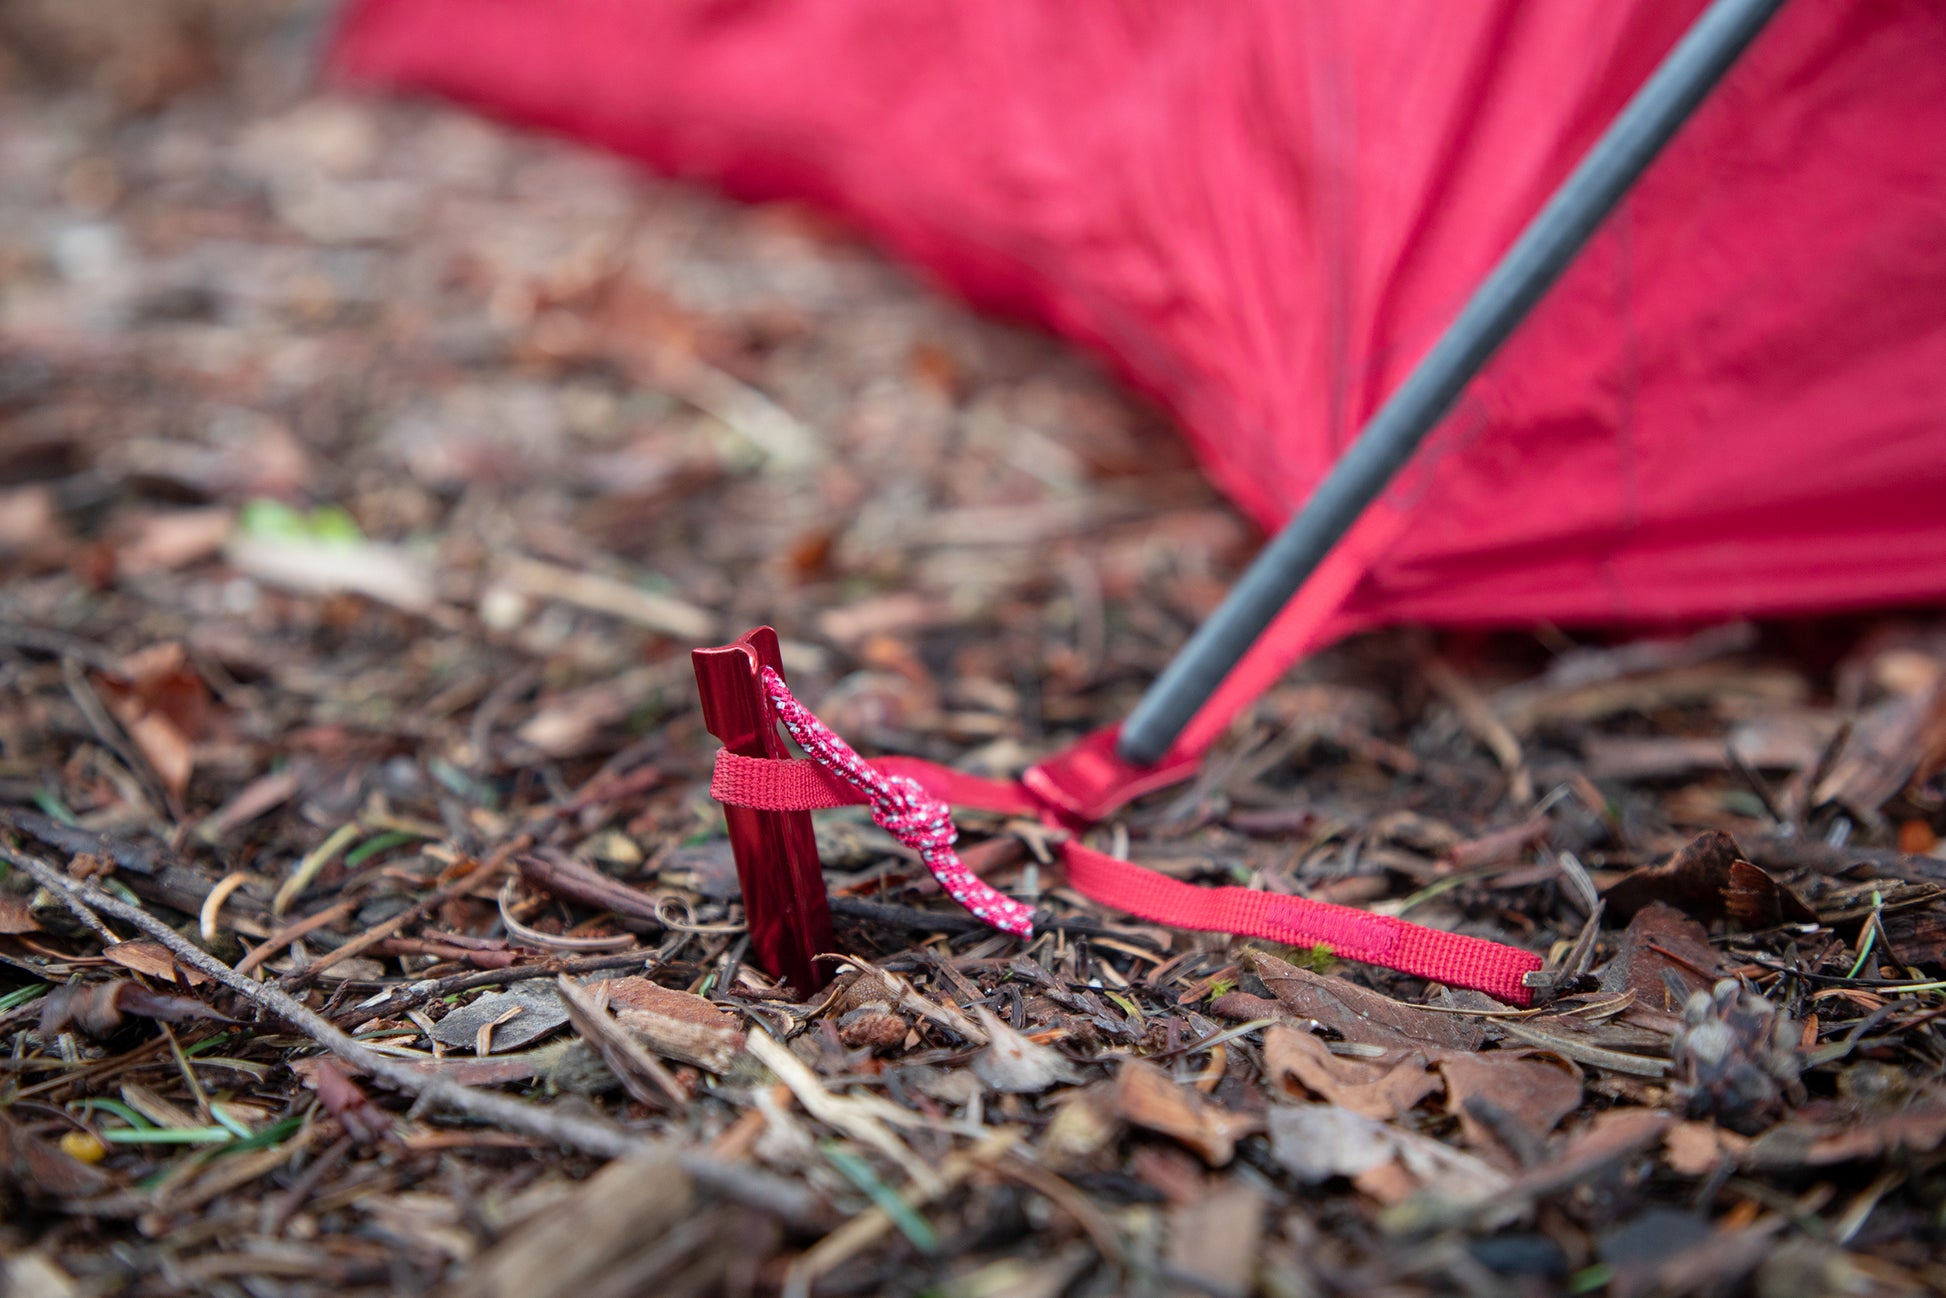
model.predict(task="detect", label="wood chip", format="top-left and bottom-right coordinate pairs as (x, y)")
top-left (587, 976), bottom-right (744, 1074)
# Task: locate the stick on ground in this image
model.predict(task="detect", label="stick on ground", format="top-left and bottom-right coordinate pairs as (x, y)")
top-left (2, 845), bottom-right (824, 1228)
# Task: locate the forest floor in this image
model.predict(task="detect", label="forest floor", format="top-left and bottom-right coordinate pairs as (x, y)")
top-left (3, 5), bottom-right (1945, 1296)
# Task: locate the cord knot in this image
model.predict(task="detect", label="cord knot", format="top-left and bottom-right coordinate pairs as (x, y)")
top-left (759, 666), bottom-right (1034, 938)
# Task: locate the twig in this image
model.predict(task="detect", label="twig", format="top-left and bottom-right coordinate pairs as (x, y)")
top-left (199, 871), bottom-right (253, 944)
top-left (34, 863), bottom-right (124, 946)
top-left (274, 822), bottom-right (361, 917)
top-left (746, 1027), bottom-right (940, 1194)
top-left (335, 949), bottom-right (658, 1030)
top-left (0, 807), bottom-right (172, 876)
top-left (500, 556), bottom-right (716, 641)
top-left (517, 850), bottom-right (667, 925)
top-left (283, 843), bottom-right (524, 987)
top-left (2, 844), bottom-right (823, 1227)
top-left (234, 899), bottom-right (359, 978)
top-left (827, 895), bottom-right (1154, 944)
top-left (265, 1133), bottom-right (354, 1236)
top-left (0, 620), bottom-right (123, 671)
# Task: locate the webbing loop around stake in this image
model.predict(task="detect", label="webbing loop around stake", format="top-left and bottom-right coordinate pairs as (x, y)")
top-left (709, 672), bottom-right (1542, 1005)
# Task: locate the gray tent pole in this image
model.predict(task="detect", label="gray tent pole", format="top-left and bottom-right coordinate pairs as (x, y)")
top-left (1117, 0), bottom-right (1788, 767)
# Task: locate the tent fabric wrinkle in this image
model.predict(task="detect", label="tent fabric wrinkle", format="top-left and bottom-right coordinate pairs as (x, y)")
top-left (334, 0), bottom-right (1946, 975)
top-left (332, 0), bottom-right (1946, 776)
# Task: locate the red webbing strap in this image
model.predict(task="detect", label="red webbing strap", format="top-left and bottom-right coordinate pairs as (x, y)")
top-left (1059, 842), bottom-right (1538, 1006)
top-left (713, 750), bottom-right (862, 811)
top-left (712, 748), bottom-right (1540, 1005)
top-left (712, 751), bottom-right (1040, 817)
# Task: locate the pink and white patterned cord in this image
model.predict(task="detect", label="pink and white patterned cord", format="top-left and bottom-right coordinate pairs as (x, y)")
top-left (759, 666), bottom-right (1036, 938)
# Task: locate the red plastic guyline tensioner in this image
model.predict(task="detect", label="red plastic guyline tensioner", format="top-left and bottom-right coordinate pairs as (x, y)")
top-left (691, 627), bottom-right (835, 994)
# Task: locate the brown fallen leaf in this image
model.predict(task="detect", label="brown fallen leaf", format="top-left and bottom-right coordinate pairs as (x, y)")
top-left (1038, 1084), bottom-right (1122, 1170)
top-left (1597, 1206), bottom-right (1781, 1298)
top-left (1262, 1023), bottom-right (1438, 1120)
top-left (0, 1108), bottom-right (112, 1203)
top-left (1599, 902), bottom-right (1721, 1012)
top-left (588, 975), bottom-right (744, 1074)
top-left (102, 939), bottom-right (208, 986)
top-left (39, 980), bottom-right (232, 1039)
top-left (1245, 951), bottom-right (1485, 1053)
top-left (0, 894), bottom-right (42, 935)
top-left (1386, 1109), bottom-right (1677, 1234)
top-left (112, 506), bottom-right (234, 576)
top-left (1601, 831), bottom-right (1816, 928)
top-left (1438, 1052), bottom-right (1582, 1168)
top-left (92, 641), bottom-right (212, 802)
top-left (1113, 1058), bottom-right (1259, 1167)
top-left (1814, 655), bottom-right (1946, 816)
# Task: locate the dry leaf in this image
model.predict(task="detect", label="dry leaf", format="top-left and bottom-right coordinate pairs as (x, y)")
top-left (1245, 951), bottom-right (1485, 1053)
top-left (38, 980), bottom-right (230, 1039)
top-left (102, 939), bottom-right (207, 985)
top-left (93, 642), bottom-right (210, 800)
top-left (1262, 1023), bottom-right (1437, 1119)
top-left (1112, 1058), bottom-right (1259, 1167)
top-left (1601, 831), bottom-right (1816, 928)
top-left (1663, 1120), bottom-right (1751, 1176)
top-left (1438, 1052), bottom-right (1582, 1167)
top-left (0, 1109), bottom-right (111, 1202)
top-left (445, 1149), bottom-right (694, 1298)
top-left (1599, 902), bottom-right (1721, 1011)
top-left (1039, 1085), bottom-right (1121, 1169)
top-left (1746, 1097), bottom-right (1946, 1168)
top-left (1814, 659), bottom-right (1946, 814)
top-left (428, 981), bottom-right (569, 1054)
top-left (555, 976), bottom-right (684, 1109)
top-left (1165, 1181), bottom-right (1264, 1298)
top-left (113, 507), bottom-right (234, 576)
top-left (0, 895), bottom-right (43, 935)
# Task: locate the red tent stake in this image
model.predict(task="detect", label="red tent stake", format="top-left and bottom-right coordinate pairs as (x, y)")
top-left (691, 627), bottom-right (833, 995)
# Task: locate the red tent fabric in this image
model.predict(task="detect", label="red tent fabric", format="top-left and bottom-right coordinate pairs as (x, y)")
top-left (333, 0), bottom-right (1946, 765)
